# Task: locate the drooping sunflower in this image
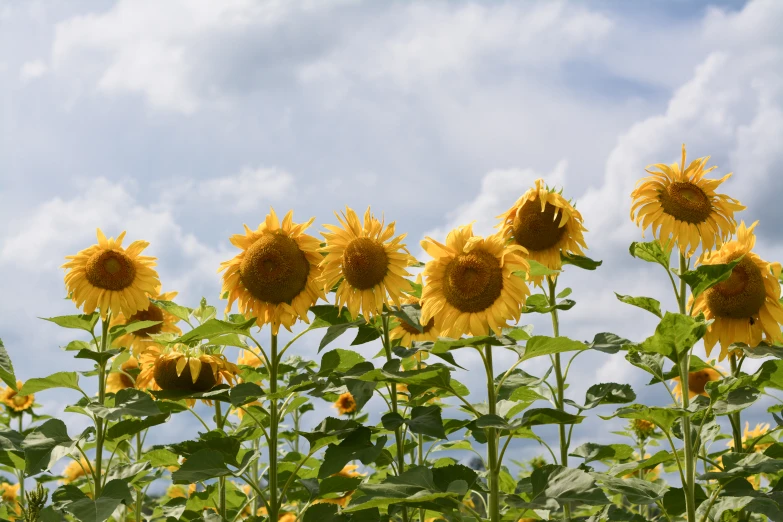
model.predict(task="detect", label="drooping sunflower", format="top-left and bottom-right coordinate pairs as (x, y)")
top-left (497, 178), bottom-right (587, 285)
top-left (334, 392), bottom-right (357, 415)
top-left (630, 144), bottom-right (745, 257)
top-left (0, 381), bottom-right (34, 414)
top-left (61, 457), bottom-right (91, 484)
top-left (671, 363), bottom-right (725, 402)
top-left (219, 209), bottom-right (325, 335)
top-left (727, 422), bottom-right (773, 452)
top-left (320, 207), bottom-right (415, 320)
top-left (389, 275), bottom-right (441, 346)
top-left (112, 290), bottom-right (182, 355)
top-left (690, 222), bottom-right (783, 360)
top-left (419, 224), bottom-right (530, 338)
top-left (106, 357), bottom-right (139, 394)
top-left (62, 229), bottom-right (161, 319)
top-left (137, 344), bottom-right (239, 393)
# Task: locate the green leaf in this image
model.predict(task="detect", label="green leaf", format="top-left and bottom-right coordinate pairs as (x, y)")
top-left (709, 385), bottom-right (760, 416)
top-left (150, 299), bottom-right (193, 323)
top-left (41, 313), bottom-right (99, 332)
top-left (508, 465), bottom-right (608, 510)
top-left (175, 317), bottom-right (257, 345)
top-left (229, 382), bottom-right (265, 407)
top-left (696, 495), bottom-right (781, 521)
top-left (680, 256), bottom-right (743, 299)
top-left (698, 452), bottom-right (783, 481)
top-left (106, 414), bottom-right (170, 442)
top-left (388, 304), bottom-right (424, 333)
top-left (319, 349), bottom-right (366, 377)
top-left (318, 476), bottom-right (364, 496)
top-left (520, 336), bottom-right (586, 362)
top-left (629, 240), bottom-right (670, 269)
top-left (566, 383), bottom-right (636, 410)
top-left (0, 339), bottom-right (17, 391)
top-left (19, 372), bottom-right (81, 395)
top-left (60, 479), bottom-right (133, 522)
top-left (518, 408), bottom-right (584, 427)
top-left (606, 404), bottom-right (685, 432)
top-left (22, 419), bottom-right (74, 475)
top-left (75, 348), bottom-right (121, 365)
top-left (625, 350), bottom-right (665, 379)
top-left (172, 449), bottom-right (231, 483)
top-left (561, 252), bottom-right (602, 270)
top-left (570, 443), bottom-right (635, 464)
top-left (358, 364), bottom-right (453, 390)
top-left (407, 406), bottom-right (447, 439)
top-left (308, 305), bottom-right (355, 329)
top-left (89, 388), bottom-right (163, 421)
top-left (637, 312), bottom-right (707, 361)
top-left (319, 427), bottom-right (387, 478)
top-left (594, 474), bottom-right (668, 504)
top-left (615, 293), bottom-right (662, 318)
top-left (588, 332), bottom-right (634, 354)
top-left (608, 450), bottom-right (677, 478)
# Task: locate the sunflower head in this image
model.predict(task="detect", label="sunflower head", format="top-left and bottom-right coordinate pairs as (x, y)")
top-left (335, 464), bottom-right (366, 479)
top-left (219, 209), bottom-right (325, 335)
top-left (105, 357), bottom-right (139, 394)
top-left (728, 422), bottom-right (773, 452)
top-left (62, 229), bottom-right (161, 319)
top-left (630, 419), bottom-right (656, 441)
top-left (112, 290), bottom-right (182, 355)
top-left (630, 144), bottom-right (745, 257)
top-left (61, 457), bottom-right (91, 484)
top-left (320, 207), bottom-right (415, 320)
top-left (390, 275), bottom-right (441, 346)
top-left (672, 365), bottom-right (724, 402)
top-left (138, 344), bottom-right (239, 393)
top-left (690, 222), bottom-right (783, 360)
top-left (237, 346), bottom-right (264, 368)
top-left (0, 482), bottom-right (19, 503)
top-left (420, 224), bottom-right (530, 338)
top-left (1, 380), bottom-right (34, 414)
top-left (497, 178), bottom-right (588, 285)
top-left (334, 392), bottom-right (357, 415)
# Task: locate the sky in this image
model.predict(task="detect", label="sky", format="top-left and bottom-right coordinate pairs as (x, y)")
top-left (2, 0), bottom-right (783, 483)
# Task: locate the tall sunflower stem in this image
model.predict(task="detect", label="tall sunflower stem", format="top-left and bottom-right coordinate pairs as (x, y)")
top-left (135, 432), bottom-right (143, 522)
top-left (483, 343), bottom-right (500, 522)
top-left (382, 314), bottom-right (408, 522)
top-left (269, 332), bottom-right (281, 522)
top-left (676, 254), bottom-right (697, 522)
top-left (17, 415), bottom-right (24, 509)
top-left (94, 316), bottom-right (110, 498)
top-left (215, 401), bottom-right (227, 519)
top-left (729, 354), bottom-right (744, 454)
top-left (548, 277), bottom-right (571, 522)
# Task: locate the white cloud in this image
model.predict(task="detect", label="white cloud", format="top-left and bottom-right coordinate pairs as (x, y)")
top-left (197, 166), bottom-right (293, 212)
top-left (19, 59), bottom-right (47, 82)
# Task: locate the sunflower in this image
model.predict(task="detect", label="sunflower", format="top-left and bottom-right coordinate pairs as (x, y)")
top-left (390, 275), bottom-right (441, 346)
top-left (690, 222), bottom-right (783, 360)
top-left (219, 209), bottom-right (325, 335)
top-left (624, 453), bottom-right (662, 481)
top-left (61, 457), bottom-right (91, 484)
top-left (320, 207), bottom-right (415, 320)
top-left (0, 482), bottom-right (18, 504)
top-left (62, 229), bottom-right (161, 319)
top-left (671, 363), bottom-right (725, 402)
top-left (112, 290), bottom-right (182, 355)
top-left (497, 178), bottom-right (587, 285)
top-left (334, 392), bottom-right (357, 415)
top-left (630, 419), bottom-right (656, 441)
top-left (237, 346), bottom-right (264, 368)
top-left (313, 465), bottom-right (365, 509)
top-left (727, 422), bottom-right (773, 452)
top-left (106, 357), bottom-right (139, 394)
top-left (137, 344), bottom-right (239, 393)
top-left (630, 144), bottom-right (745, 257)
top-left (167, 485), bottom-right (189, 499)
top-left (0, 381), bottom-right (34, 413)
top-left (419, 224), bottom-right (530, 338)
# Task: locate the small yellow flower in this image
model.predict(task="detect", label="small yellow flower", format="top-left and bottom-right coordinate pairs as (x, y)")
top-left (106, 357), bottom-right (139, 394)
top-left (727, 422), bottom-right (773, 452)
top-left (61, 457), bottom-right (91, 484)
top-left (0, 381), bottom-right (34, 413)
top-left (334, 392), bottom-right (357, 415)
top-left (0, 482), bottom-right (19, 503)
top-left (630, 419), bottom-right (656, 440)
top-left (671, 365), bottom-right (724, 402)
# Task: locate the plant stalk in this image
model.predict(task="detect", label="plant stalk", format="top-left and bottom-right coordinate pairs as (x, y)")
top-left (17, 415), bottom-right (24, 510)
top-left (269, 332), bottom-right (280, 522)
top-left (135, 432), bottom-right (143, 522)
top-left (484, 344), bottom-right (500, 522)
top-left (215, 401), bottom-right (227, 519)
top-left (729, 354), bottom-right (744, 453)
top-left (382, 314), bottom-right (408, 522)
top-left (94, 316), bottom-right (110, 498)
top-left (548, 277), bottom-right (571, 522)
top-left (677, 253), bottom-right (696, 522)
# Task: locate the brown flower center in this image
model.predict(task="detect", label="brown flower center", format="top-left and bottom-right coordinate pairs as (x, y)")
top-left (128, 304), bottom-right (165, 337)
top-left (512, 200), bottom-right (567, 252)
top-left (85, 250), bottom-right (137, 290)
top-left (154, 356), bottom-right (217, 392)
top-left (688, 369), bottom-right (718, 395)
top-left (443, 250), bottom-right (503, 313)
top-left (399, 317), bottom-right (435, 335)
top-left (659, 181), bottom-right (713, 224)
top-left (240, 232), bottom-right (310, 304)
top-left (342, 238), bottom-right (389, 290)
top-left (336, 393), bottom-right (356, 413)
top-left (705, 257), bottom-right (766, 319)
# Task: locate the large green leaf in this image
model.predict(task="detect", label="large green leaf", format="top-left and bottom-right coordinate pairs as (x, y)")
top-left (508, 465), bottom-right (608, 510)
top-left (0, 339), bottom-right (17, 391)
top-left (680, 256), bottom-right (743, 299)
top-left (570, 443), bottom-right (635, 464)
top-left (594, 474), bottom-right (668, 504)
top-left (22, 419), bottom-right (74, 475)
top-left (88, 388), bottom-right (163, 421)
top-left (629, 240), bottom-right (670, 269)
top-left (565, 383), bottom-right (636, 410)
top-left (588, 332), bottom-right (634, 354)
top-left (698, 452), bottom-right (783, 481)
top-left (519, 336), bottom-right (586, 362)
top-left (58, 479), bottom-right (133, 522)
top-left (172, 449), bottom-right (232, 483)
top-left (517, 408), bottom-right (584, 428)
top-left (41, 313), bottom-right (99, 332)
top-left (696, 495), bottom-right (781, 521)
top-left (319, 349), bottom-right (366, 377)
top-left (561, 252), bottom-right (602, 270)
top-left (407, 406), bottom-right (447, 439)
top-left (319, 427), bottom-right (386, 478)
top-left (615, 293), bottom-right (662, 318)
top-left (637, 312), bottom-right (707, 361)
top-left (175, 317), bottom-right (257, 345)
top-left (106, 414), bottom-right (170, 442)
top-left (19, 372), bottom-right (82, 395)
top-left (604, 404), bottom-right (685, 432)
top-left (149, 299), bottom-right (193, 323)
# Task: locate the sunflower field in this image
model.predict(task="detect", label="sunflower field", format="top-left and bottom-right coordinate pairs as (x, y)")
top-left (2, 145), bottom-right (783, 522)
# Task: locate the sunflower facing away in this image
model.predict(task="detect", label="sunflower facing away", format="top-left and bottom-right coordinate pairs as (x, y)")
top-left (137, 344), bottom-right (239, 393)
top-left (61, 457), bottom-right (91, 484)
top-left (219, 209), bottom-right (325, 335)
top-left (320, 207), bottom-right (415, 320)
top-left (727, 422), bottom-right (773, 453)
top-left (690, 221), bottom-right (783, 360)
top-left (630, 144), bottom-right (745, 257)
top-left (63, 229), bottom-right (161, 319)
top-left (389, 275), bottom-right (441, 346)
top-left (671, 363), bottom-right (724, 402)
top-left (420, 224), bottom-right (530, 338)
top-left (497, 178), bottom-right (587, 285)
top-left (0, 381), bottom-right (34, 414)
top-left (106, 357), bottom-right (139, 394)
top-left (334, 392), bottom-right (357, 415)
top-left (112, 290), bottom-right (182, 355)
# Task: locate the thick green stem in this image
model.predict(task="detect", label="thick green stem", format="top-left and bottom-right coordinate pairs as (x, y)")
top-left (95, 316), bottom-right (110, 498)
top-left (135, 432), bottom-right (143, 522)
top-left (216, 401), bottom-right (227, 519)
top-left (252, 437), bottom-right (261, 517)
top-left (677, 254), bottom-right (696, 522)
top-left (268, 332), bottom-right (280, 522)
top-left (548, 277), bottom-right (571, 522)
top-left (729, 354), bottom-right (744, 453)
top-left (17, 415), bottom-right (24, 510)
top-left (484, 344), bottom-right (500, 522)
top-left (382, 315), bottom-right (408, 522)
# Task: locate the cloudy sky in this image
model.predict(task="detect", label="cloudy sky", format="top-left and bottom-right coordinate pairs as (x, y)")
top-left (2, 0), bottom-right (783, 477)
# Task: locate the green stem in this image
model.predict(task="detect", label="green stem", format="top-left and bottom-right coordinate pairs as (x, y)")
top-left (269, 332), bottom-right (280, 522)
top-left (484, 344), bottom-right (500, 522)
top-left (17, 415), bottom-right (24, 510)
top-left (216, 401), bottom-right (227, 520)
top-left (382, 314), bottom-right (408, 522)
top-left (135, 432), bottom-right (143, 522)
top-left (729, 354), bottom-right (744, 453)
top-left (252, 437), bottom-right (261, 517)
top-left (548, 277), bottom-right (571, 522)
top-left (94, 316), bottom-right (110, 498)
top-left (677, 253), bottom-right (696, 522)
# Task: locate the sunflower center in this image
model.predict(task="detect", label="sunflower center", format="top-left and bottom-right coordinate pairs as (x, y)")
top-left (688, 370), bottom-right (712, 395)
top-left (85, 250), bottom-right (137, 291)
top-left (342, 238), bottom-right (389, 290)
top-left (512, 200), bottom-right (567, 252)
top-left (399, 317), bottom-right (435, 335)
top-left (128, 304), bottom-right (165, 337)
top-left (239, 232), bottom-right (310, 304)
top-left (10, 393), bottom-right (26, 406)
top-left (659, 182), bottom-right (713, 224)
top-left (443, 250), bottom-right (503, 313)
top-left (705, 257), bottom-right (766, 319)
